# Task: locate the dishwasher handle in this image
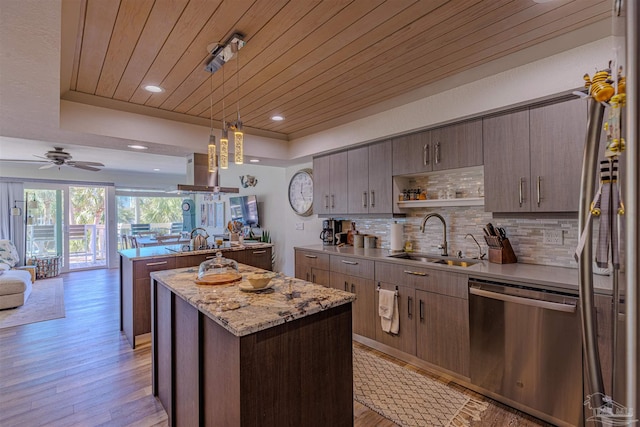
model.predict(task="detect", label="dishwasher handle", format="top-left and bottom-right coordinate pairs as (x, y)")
top-left (469, 286), bottom-right (577, 313)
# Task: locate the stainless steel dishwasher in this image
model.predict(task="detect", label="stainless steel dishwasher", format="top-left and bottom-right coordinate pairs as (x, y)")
top-left (469, 278), bottom-right (583, 427)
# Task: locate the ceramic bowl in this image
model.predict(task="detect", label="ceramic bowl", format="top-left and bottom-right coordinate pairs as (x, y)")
top-left (247, 272), bottom-right (275, 289)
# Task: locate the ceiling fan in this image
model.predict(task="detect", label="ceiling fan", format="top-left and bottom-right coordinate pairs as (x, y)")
top-left (0, 147), bottom-right (105, 171)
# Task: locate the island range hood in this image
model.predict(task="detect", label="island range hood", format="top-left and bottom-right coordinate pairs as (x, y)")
top-left (169, 153), bottom-right (239, 194)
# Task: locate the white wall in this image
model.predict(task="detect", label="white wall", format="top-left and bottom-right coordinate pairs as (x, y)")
top-left (281, 162), bottom-right (325, 276)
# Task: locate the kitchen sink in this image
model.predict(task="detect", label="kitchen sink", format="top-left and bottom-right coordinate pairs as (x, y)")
top-left (388, 253), bottom-right (440, 263)
top-left (388, 252), bottom-right (478, 268)
top-left (431, 259), bottom-right (478, 268)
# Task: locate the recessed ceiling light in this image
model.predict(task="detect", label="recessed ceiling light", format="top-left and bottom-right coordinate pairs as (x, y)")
top-left (127, 144), bottom-right (148, 150)
top-left (153, 168), bottom-right (160, 171)
top-left (143, 85), bottom-right (164, 93)
top-left (249, 159), bottom-right (260, 163)
top-left (270, 115), bottom-right (284, 121)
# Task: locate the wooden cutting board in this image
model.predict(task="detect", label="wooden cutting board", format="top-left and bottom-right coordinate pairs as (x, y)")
top-left (195, 273), bottom-right (242, 285)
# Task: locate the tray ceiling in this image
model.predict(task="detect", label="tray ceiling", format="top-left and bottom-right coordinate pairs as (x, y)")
top-left (66, 0), bottom-right (611, 140)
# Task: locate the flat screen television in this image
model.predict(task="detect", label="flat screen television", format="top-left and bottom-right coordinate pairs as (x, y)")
top-left (229, 195), bottom-right (260, 227)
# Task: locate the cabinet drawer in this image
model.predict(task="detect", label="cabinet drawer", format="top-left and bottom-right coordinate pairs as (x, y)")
top-left (134, 257), bottom-right (176, 279)
top-left (375, 261), bottom-right (467, 299)
top-left (330, 255), bottom-right (374, 279)
top-left (295, 250), bottom-right (330, 270)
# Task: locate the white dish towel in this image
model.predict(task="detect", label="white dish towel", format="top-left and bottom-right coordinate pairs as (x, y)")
top-left (378, 289), bottom-right (399, 335)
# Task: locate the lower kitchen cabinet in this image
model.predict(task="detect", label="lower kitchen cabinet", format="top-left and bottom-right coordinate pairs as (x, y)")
top-left (330, 271), bottom-right (376, 339)
top-left (416, 290), bottom-right (470, 378)
top-left (374, 281), bottom-right (416, 355)
top-left (295, 250), bottom-right (330, 287)
top-left (236, 247), bottom-right (272, 271)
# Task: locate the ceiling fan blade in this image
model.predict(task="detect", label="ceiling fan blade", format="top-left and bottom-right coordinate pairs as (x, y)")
top-left (39, 163), bottom-right (56, 169)
top-left (0, 158), bottom-right (49, 164)
top-left (68, 160), bottom-right (105, 167)
top-left (69, 163), bottom-right (101, 171)
top-left (33, 154), bottom-right (49, 160)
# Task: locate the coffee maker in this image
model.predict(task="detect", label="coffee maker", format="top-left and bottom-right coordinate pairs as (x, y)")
top-left (320, 218), bottom-right (342, 245)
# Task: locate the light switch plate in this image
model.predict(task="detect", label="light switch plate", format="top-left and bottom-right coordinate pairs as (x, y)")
top-left (295, 223), bottom-right (304, 230)
top-left (543, 229), bottom-right (563, 245)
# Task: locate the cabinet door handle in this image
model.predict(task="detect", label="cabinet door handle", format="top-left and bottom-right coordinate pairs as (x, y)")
top-left (341, 260), bottom-right (358, 265)
top-left (351, 283), bottom-right (355, 293)
top-left (536, 176), bottom-right (541, 207)
top-left (304, 254), bottom-right (318, 259)
top-left (205, 255), bottom-right (216, 259)
top-left (145, 261), bottom-right (168, 266)
top-left (252, 250), bottom-right (266, 254)
top-left (362, 191), bottom-right (367, 208)
top-left (435, 141), bottom-right (440, 164)
top-left (403, 270), bottom-right (427, 277)
top-left (518, 177), bottom-right (524, 207)
top-left (344, 281), bottom-right (348, 291)
top-left (419, 299), bottom-right (424, 321)
top-left (370, 190), bottom-right (375, 208)
top-left (423, 144), bottom-right (429, 165)
top-left (324, 195), bottom-right (329, 209)
top-left (331, 194), bottom-right (335, 209)
top-left (407, 296), bottom-right (413, 318)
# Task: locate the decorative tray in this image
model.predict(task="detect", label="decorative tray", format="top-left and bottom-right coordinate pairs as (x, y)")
top-left (195, 272), bottom-right (242, 286)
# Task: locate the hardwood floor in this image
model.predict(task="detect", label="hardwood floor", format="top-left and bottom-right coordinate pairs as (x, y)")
top-left (0, 269), bottom-right (548, 427)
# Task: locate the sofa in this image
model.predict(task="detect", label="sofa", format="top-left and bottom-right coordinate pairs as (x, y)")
top-left (0, 240), bottom-right (32, 310)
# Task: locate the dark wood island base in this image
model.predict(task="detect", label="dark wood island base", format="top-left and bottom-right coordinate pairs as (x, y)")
top-left (151, 278), bottom-right (354, 427)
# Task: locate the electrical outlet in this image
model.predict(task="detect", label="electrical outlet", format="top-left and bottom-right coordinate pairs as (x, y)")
top-left (543, 229), bottom-right (563, 245)
top-left (295, 223), bottom-right (304, 230)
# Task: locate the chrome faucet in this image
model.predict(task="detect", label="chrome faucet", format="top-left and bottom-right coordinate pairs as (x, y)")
top-left (465, 233), bottom-right (486, 260)
top-left (420, 213), bottom-right (448, 256)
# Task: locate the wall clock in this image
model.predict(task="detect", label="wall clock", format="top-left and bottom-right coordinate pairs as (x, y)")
top-left (288, 168), bottom-right (313, 216)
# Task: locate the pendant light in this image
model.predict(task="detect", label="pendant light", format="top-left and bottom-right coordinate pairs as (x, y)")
top-left (220, 65), bottom-right (229, 169)
top-left (207, 74), bottom-right (217, 173)
top-left (233, 39), bottom-right (243, 165)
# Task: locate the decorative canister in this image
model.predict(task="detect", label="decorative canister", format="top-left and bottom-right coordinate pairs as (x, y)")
top-left (353, 233), bottom-right (365, 248)
top-left (364, 235), bottom-right (377, 248)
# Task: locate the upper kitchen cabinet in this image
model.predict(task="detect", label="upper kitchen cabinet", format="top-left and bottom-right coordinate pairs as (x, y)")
top-left (348, 141), bottom-right (393, 214)
top-left (392, 120), bottom-right (482, 176)
top-left (483, 98), bottom-right (586, 213)
top-left (430, 119), bottom-right (483, 171)
top-left (483, 109), bottom-right (531, 212)
top-left (529, 98), bottom-right (587, 212)
top-left (392, 131), bottom-right (431, 175)
top-left (313, 151), bottom-right (348, 215)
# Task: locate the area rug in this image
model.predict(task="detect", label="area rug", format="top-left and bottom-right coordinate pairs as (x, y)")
top-left (0, 278), bottom-right (65, 329)
top-left (353, 347), bottom-right (488, 427)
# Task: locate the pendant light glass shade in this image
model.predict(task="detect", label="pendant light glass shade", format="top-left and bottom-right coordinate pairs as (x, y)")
top-left (220, 127), bottom-right (229, 169)
top-left (234, 122), bottom-right (243, 164)
top-left (208, 133), bottom-right (217, 173)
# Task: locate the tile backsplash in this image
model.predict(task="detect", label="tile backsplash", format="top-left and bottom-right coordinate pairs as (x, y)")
top-left (349, 169), bottom-right (595, 269)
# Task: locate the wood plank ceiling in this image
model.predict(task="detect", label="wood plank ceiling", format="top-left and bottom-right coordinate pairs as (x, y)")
top-left (68, 0), bottom-right (611, 140)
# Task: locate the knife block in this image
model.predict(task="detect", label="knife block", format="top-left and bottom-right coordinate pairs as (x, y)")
top-left (487, 238), bottom-right (518, 264)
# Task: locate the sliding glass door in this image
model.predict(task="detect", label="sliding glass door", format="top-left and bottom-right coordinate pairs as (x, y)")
top-left (24, 183), bottom-right (109, 272)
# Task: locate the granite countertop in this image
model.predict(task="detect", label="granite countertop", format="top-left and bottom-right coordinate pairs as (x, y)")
top-left (150, 263), bottom-right (355, 337)
top-left (119, 242), bottom-right (273, 260)
top-left (295, 245), bottom-right (616, 295)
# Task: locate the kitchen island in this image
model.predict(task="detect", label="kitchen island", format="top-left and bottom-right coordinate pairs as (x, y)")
top-left (150, 264), bottom-right (355, 427)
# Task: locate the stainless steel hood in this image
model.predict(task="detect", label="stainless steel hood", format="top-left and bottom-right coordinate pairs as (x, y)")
top-left (168, 153), bottom-right (239, 194)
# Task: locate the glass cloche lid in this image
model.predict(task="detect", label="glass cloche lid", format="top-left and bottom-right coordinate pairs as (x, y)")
top-left (198, 251), bottom-right (239, 280)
